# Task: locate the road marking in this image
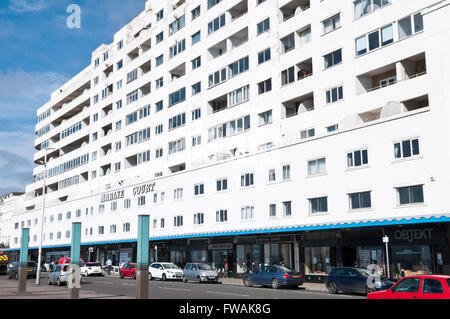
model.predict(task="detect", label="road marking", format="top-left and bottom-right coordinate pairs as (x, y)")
top-left (157, 286), bottom-right (191, 292)
top-left (206, 291), bottom-right (250, 297)
top-left (121, 283), bottom-right (135, 287)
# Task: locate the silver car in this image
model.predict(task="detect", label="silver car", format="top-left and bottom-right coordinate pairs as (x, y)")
top-left (47, 263), bottom-right (80, 286)
top-left (183, 263), bottom-right (218, 284)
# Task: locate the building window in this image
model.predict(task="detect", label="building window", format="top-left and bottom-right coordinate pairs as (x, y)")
top-left (126, 89), bottom-right (139, 105)
top-left (283, 201), bottom-right (292, 217)
top-left (258, 48), bottom-right (271, 64)
top-left (281, 34), bottom-right (295, 53)
top-left (281, 67), bottom-right (295, 86)
top-left (347, 149), bottom-right (369, 167)
top-left (192, 31), bottom-right (201, 45)
top-left (257, 18), bottom-right (270, 35)
top-left (396, 185), bottom-right (424, 205)
top-left (192, 6), bottom-right (201, 20)
top-left (138, 196), bottom-right (146, 206)
top-left (354, 0), bottom-right (391, 20)
top-left (192, 82), bottom-right (201, 96)
top-left (327, 124), bottom-right (339, 133)
top-left (160, 218), bottom-right (165, 228)
top-left (217, 179), bottom-right (228, 192)
top-left (309, 197), bottom-right (328, 213)
top-left (156, 31), bottom-right (164, 44)
top-left (156, 9), bottom-right (164, 21)
top-left (268, 169), bottom-right (276, 182)
top-left (394, 138), bottom-right (420, 159)
top-left (258, 78), bottom-right (272, 94)
top-left (117, 40), bottom-right (123, 50)
top-left (156, 54), bottom-right (163, 67)
top-left (241, 173), bottom-right (254, 187)
top-left (356, 24), bottom-right (393, 56)
top-left (324, 49), bottom-right (342, 69)
top-left (123, 223), bottom-right (130, 232)
top-left (326, 85), bottom-right (344, 104)
top-left (241, 206), bottom-right (254, 220)
top-left (169, 87), bottom-right (186, 107)
top-left (156, 148), bottom-right (163, 158)
top-left (174, 188), bottom-right (183, 200)
top-left (110, 225), bottom-right (116, 233)
top-left (227, 85), bottom-right (249, 107)
top-left (156, 100), bottom-right (163, 112)
top-left (283, 165), bottom-right (291, 180)
top-left (208, 14), bottom-right (226, 35)
top-left (194, 184), bottom-right (204, 196)
top-left (169, 39), bottom-right (186, 59)
top-left (193, 213), bottom-right (204, 225)
top-left (174, 216), bottom-right (183, 227)
top-left (156, 77), bottom-right (163, 89)
top-left (323, 13), bottom-right (341, 34)
top-left (192, 108), bottom-right (201, 121)
top-left (398, 13), bottom-right (423, 40)
top-left (258, 110), bottom-right (272, 126)
top-left (349, 191), bottom-right (372, 210)
top-left (301, 128), bottom-right (315, 139)
top-left (169, 15), bottom-right (185, 35)
top-left (269, 204), bottom-right (276, 217)
top-left (216, 210), bottom-right (227, 223)
top-left (124, 199), bottom-right (131, 209)
top-left (308, 158), bottom-right (326, 176)
top-left (192, 135), bottom-right (201, 147)
top-left (192, 56), bottom-right (201, 70)
top-left (98, 226), bottom-right (104, 235)
top-left (168, 113), bottom-right (186, 131)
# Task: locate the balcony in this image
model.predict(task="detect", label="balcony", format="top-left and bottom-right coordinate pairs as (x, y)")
top-left (357, 52), bottom-right (426, 94)
top-left (280, 0), bottom-right (310, 22)
top-left (229, 0), bottom-right (248, 22)
top-left (207, 27), bottom-right (248, 61)
top-left (282, 92), bottom-right (314, 119)
top-left (208, 94), bottom-right (227, 115)
top-left (170, 63), bottom-right (186, 82)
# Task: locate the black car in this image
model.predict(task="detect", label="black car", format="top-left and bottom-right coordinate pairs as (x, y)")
top-left (7, 261), bottom-right (37, 280)
top-left (325, 267), bottom-right (395, 295)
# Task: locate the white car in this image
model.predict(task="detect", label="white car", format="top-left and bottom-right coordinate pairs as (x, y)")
top-left (80, 262), bottom-right (104, 277)
top-left (148, 262), bottom-right (184, 281)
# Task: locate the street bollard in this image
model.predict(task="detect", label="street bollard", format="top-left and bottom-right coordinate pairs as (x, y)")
top-left (18, 228), bottom-right (30, 294)
top-left (136, 215), bottom-right (150, 299)
top-left (68, 222), bottom-right (81, 299)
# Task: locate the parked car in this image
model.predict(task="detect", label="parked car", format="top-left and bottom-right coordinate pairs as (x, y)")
top-left (120, 263), bottom-right (137, 279)
top-left (47, 263), bottom-right (80, 286)
top-left (368, 275), bottom-right (450, 299)
top-left (7, 261), bottom-right (37, 280)
top-left (326, 267), bottom-right (395, 295)
top-left (80, 262), bottom-right (104, 277)
top-left (243, 265), bottom-right (304, 289)
top-left (0, 255), bottom-right (9, 275)
top-left (183, 263), bottom-right (218, 284)
top-left (149, 262), bottom-right (184, 281)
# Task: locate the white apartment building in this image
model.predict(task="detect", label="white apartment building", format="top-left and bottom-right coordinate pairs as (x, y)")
top-left (0, 193), bottom-right (25, 248)
top-left (5, 0), bottom-right (450, 281)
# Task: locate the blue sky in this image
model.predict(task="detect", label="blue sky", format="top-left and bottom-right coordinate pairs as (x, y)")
top-left (0, 0), bottom-right (146, 194)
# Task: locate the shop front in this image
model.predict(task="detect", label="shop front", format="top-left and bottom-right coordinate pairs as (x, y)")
top-left (235, 235), bottom-right (295, 278)
top-left (387, 224), bottom-right (449, 278)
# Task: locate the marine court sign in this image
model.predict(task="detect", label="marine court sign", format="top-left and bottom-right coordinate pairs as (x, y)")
top-left (101, 182), bottom-right (156, 203)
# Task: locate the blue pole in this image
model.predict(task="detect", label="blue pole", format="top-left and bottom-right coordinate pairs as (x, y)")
top-left (69, 222), bottom-right (81, 299)
top-left (18, 228), bottom-right (29, 293)
top-left (136, 215), bottom-right (149, 299)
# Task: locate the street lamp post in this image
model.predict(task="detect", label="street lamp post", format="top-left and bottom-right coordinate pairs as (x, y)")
top-left (35, 147), bottom-right (54, 286)
top-left (383, 235), bottom-right (390, 279)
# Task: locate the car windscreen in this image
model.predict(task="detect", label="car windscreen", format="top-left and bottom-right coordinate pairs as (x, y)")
top-left (357, 269), bottom-right (370, 277)
top-left (27, 262), bottom-right (35, 268)
top-left (162, 264), bottom-right (180, 269)
top-left (278, 266), bottom-right (295, 272)
top-left (87, 263), bottom-right (101, 267)
top-left (62, 265), bottom-right (70, 272)
top-left (197, 264), bottom-right (212, 270)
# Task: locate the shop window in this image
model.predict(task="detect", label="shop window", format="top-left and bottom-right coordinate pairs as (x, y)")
top-left (304, 247), bottom-right (332, 275)
top-left (392, 245), bottom-right (432, 278)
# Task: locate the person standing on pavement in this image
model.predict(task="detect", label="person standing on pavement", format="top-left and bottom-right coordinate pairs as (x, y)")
top-left (106, 258), bottom-right (112, 275)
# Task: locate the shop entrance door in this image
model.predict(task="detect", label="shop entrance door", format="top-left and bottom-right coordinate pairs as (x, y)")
top-left (434, 248), bottom-right (444, 274)
top-left (342, 246), bottom-right (357, 267)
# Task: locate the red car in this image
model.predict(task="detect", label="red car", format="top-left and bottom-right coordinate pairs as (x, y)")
top-left (120, 263), bottom-right (136, 280)
top-left (368, 275), bottom-right (450, 299)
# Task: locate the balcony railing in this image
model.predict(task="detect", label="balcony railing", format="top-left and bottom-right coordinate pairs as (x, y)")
top-left (366, 71), bottom-right (426, 93)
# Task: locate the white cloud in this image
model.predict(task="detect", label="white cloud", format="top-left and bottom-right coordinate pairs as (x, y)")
top-left (9, 0), bottom-right (49, 13)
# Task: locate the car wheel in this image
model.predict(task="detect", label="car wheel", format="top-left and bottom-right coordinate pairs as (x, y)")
top-left (366, 286), bottom-right (376, 295)
top-left (243, 277), bottom-right (253, 287)
top-left (328, 282), bottom-right (338, 294)
top-left (15, 273), bottom-right (18, 280)
top-left (162, 274), bottom-right (167, 281)
top-left (57, 278), bottom-right (61, 286)
top-left (197, 276), bottom-right (202, 284)
top-left (132, 273), bottom-right (136, 280)
top-left (271, 279), bottom-right (280, 289)
top-left (182, 276), bottom-right (187, 283)
top-left (48, 277), bottom-right (52, 285)
top-left (120, 272), bottom-right (124, 279)
top-left (8, 273), bottom-right (12, 280)
top-left (148, 273), bottom-right (153, 280)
